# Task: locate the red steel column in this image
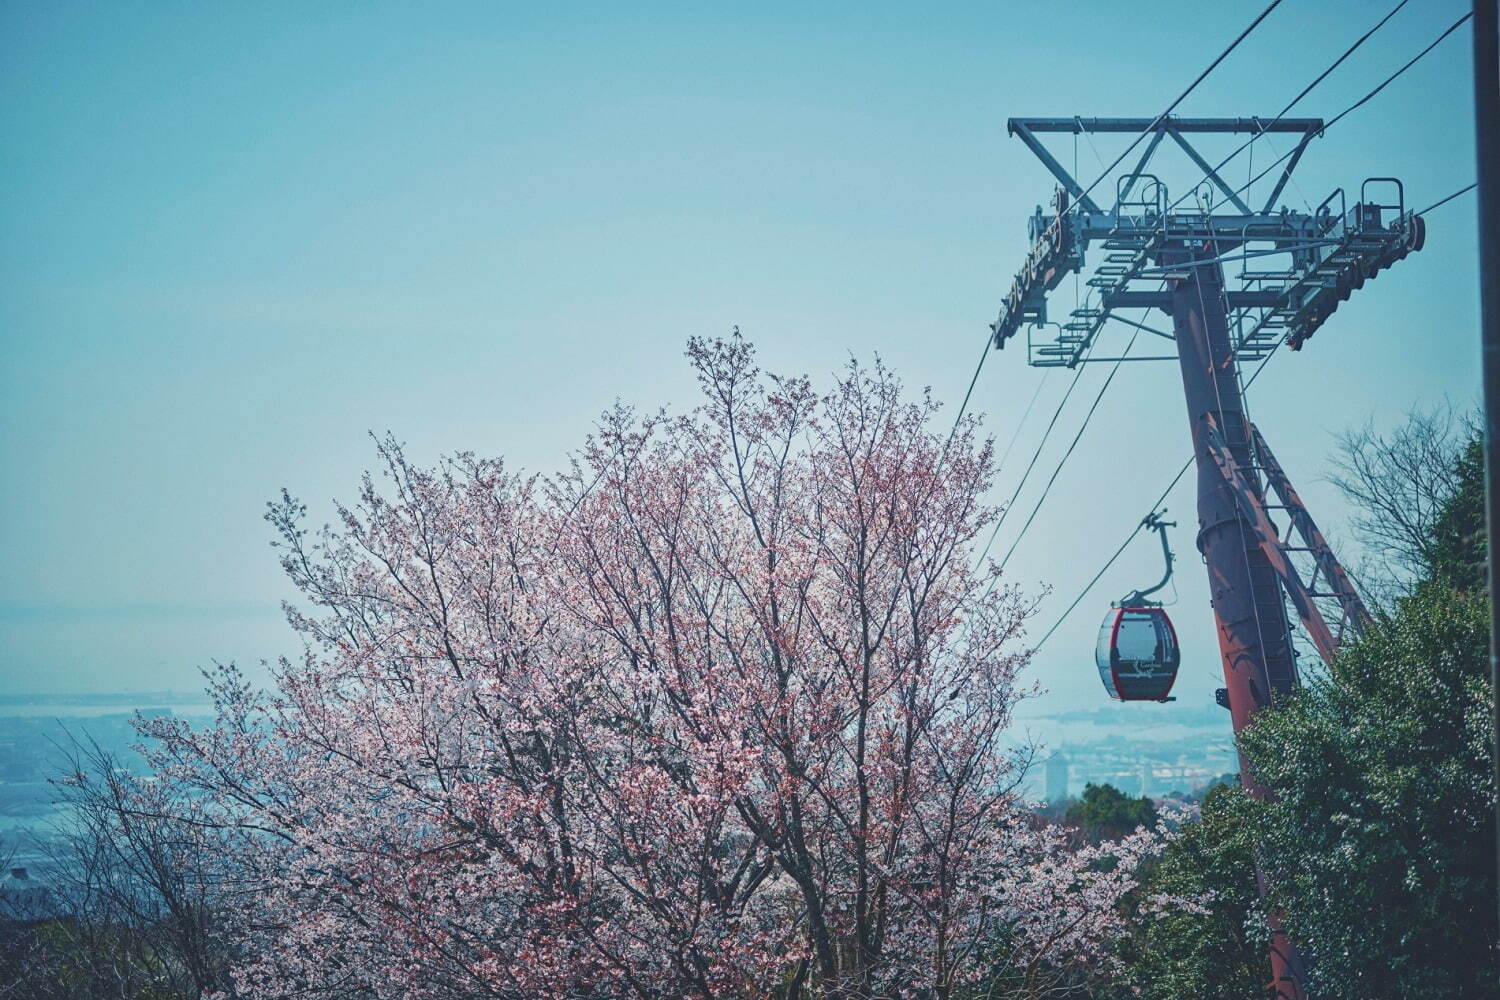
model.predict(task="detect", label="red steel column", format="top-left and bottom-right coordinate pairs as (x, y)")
top-left (1166, 240), bottom-right (1308, 1000)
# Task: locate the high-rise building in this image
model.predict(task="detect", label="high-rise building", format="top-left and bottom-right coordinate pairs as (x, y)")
top-left (1044, 752), bottom-right (1070, 803)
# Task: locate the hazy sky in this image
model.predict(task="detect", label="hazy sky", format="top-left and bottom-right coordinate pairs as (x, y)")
top-left (0, 1), bottom-right (1482, 719)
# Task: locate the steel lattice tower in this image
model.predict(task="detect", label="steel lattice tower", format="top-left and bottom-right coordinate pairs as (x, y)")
top-left (990, 116), bottom-right (1422, 999)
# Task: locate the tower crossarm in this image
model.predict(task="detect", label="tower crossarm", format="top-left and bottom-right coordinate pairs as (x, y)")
top-left (990, 117), bottom-right (1423, 368)
top-left (1008, 117), bottom-right (1324, 135)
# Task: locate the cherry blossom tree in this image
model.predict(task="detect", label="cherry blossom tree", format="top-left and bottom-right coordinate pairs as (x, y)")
top-left (142, 337), bottom-right (1161, 999)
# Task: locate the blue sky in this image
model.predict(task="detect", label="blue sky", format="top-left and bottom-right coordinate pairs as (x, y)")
top-left (0, 1), bottom-right (1481, 715)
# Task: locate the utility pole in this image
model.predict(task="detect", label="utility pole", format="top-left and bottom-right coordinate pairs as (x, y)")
top-left (1471, 0), bottom-right (1499, 960)
top-left (990, 116), bottom-right (1425, 999)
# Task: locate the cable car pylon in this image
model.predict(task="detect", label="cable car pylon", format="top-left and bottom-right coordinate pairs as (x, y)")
top-left (1096, 510), bottom-right (1181, 703)
top-left (989, 115), bottom-right (1417, 1000)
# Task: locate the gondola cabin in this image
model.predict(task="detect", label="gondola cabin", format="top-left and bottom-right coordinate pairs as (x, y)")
top-left (1095, 605), bottom-right (1180, 702)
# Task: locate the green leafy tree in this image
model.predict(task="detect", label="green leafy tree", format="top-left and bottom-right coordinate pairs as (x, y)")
top-left (1118, 784), bottom-right (1265, 1000)
top-left (1430, 433), bottom-right (1487, 593)
top-left (1239, 582), bottom-right (1495, 999)
top-left (1065, 783), bottom-right (1157, 844)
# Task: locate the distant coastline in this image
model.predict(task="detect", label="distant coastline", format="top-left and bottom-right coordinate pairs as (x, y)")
top-left (0, 691), bottom-right (213, 707)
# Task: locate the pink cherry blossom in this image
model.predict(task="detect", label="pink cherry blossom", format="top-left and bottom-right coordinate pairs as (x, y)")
top-left (143, 337), bottom-right (1166, 999)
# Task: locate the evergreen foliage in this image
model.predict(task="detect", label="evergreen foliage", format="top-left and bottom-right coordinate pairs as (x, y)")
top-left (1430, 434), bottom-right (1487, 593)
top-left (1065, 783), bottom-right (1158, 844)
top-left (1118, 785), bottom-right (1264, 1000)
top-left (1242, 582), bottom-right (1495, 998)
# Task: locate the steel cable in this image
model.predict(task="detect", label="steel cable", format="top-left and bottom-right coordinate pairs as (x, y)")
top-left (1210, 10), bottom-right (1474, 213)
top-left (961, 1), bottom-right (1287, 568)
top-left (1030, 342), bottom-right (1284, 651)
top-left (1004, 10), bottom-right (1471, 647)
top-left (1163, 0), bottom-right (1412, 216)
top-left (1416, 181), bottom-right (1477, 216)
top-left (1060, 0), bottom-right (1286, 219)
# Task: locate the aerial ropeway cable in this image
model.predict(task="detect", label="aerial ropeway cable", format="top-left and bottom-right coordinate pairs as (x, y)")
top-left (1014, 8), bottom-right (1471, 656)
top-left (961, 0), bottom-right (1295, 586)
top-left (1209, 8), bottom-right (1475, 213)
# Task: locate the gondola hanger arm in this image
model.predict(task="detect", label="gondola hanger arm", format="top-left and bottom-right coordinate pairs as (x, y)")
top-left (1120, 509), bottom-right (1176, 606)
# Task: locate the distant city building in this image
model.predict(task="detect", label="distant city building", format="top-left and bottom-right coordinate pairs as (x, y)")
top-left (1044, 752), bottom-right (1069, 803)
